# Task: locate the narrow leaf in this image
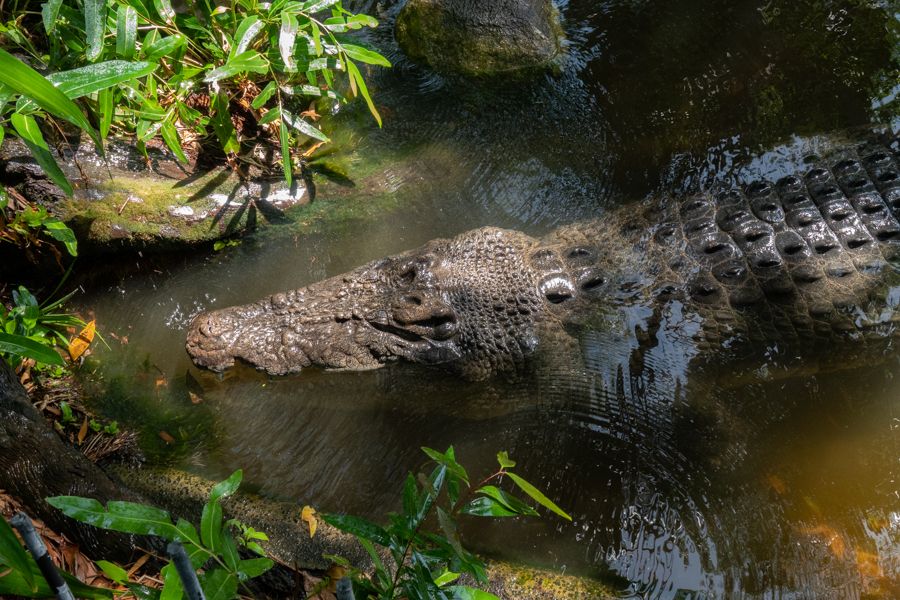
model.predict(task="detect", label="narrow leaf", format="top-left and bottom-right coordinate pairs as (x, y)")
top-left (231, 16), bottom-right (264, 58)
top-left (98, 87), bottom-right (114, 138)
top-left (199, 568), bottom-right (238, 600)
top-left (342, 44), bottom-right (391, 67)
top-left (42, 0), bottom-right (63, 34)
top-left (116, 5), bottom-right (137, 59)
top-left (279, 116), bottom-right (292, 187)
top-left (49, 61), bottom-right (157, 99)
top-left (10, 113), bottom-right (73, 197)
top-left (279, 12), bottom-right (299, 72)
top-left (506, 472), bottom-right (572, 521)
top-left (161, 120), bottom-right (188, 163)
top-left (0, 49), bottom-right (101, 148)
top-left (237, 557), bottom-right (273, 579)
top-left (283, 110), bottom-right (329, 142)
top-left (143, 35), bottom-right (186, 60)
top-left (46, 496), bottom-right (181, 537)
top-left (84, 0), bottom-right (106, 61)
top-left (497, 451), bottom-right (516, 469)
top-left (347, 60), bottom-right (381, 126)
top-left (200, 501), bottom-right (223, 553)
top-left (153, 0), bottom-right (175, 23)
top-left (422, 447), bottom-right (468, 485)
top-left (203, 50), bottom-right (268, 82)
top-left (449, 586), bottom-right (502, 600)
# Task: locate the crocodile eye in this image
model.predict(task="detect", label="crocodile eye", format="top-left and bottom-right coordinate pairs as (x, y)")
top-left (398, 264), bottom-right (417, 284)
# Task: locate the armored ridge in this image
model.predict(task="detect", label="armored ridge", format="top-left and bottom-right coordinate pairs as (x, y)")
top-left (186, 137), bottom-right (900, 380)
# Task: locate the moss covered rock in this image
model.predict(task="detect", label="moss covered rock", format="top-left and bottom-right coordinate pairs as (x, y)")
top-left (395, 0), bottom-right (564, 77)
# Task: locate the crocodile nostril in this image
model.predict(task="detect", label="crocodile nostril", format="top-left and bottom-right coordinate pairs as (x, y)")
top-left (402, 294), bottom-right (423, 306)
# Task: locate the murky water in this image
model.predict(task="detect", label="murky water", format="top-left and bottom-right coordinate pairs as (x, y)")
top-left (74, 0), bottom-right (899, 597)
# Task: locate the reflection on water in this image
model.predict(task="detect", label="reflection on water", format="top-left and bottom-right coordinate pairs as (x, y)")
top-left (75, 0), bottom-right (898, 597)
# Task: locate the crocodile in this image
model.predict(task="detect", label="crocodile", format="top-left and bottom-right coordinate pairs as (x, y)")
top-left (186, 138), bottom-right (900, 381)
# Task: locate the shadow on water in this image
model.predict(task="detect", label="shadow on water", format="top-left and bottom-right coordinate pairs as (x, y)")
top-left (73, 0), bottom-right (900, 597)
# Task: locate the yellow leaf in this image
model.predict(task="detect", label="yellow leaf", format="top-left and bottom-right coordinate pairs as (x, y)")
top-left (301, 505), bottom-right (317, 538)
top-left (77, 417), bottom-right (88, 444)
top-left (68, 320), bottom-right (96, 361)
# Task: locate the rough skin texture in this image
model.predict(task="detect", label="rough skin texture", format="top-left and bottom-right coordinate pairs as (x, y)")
top-left (187, 140), bottom-right (900, 380)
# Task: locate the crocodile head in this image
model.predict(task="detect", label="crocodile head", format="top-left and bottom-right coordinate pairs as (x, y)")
top-left (186, 227), bottom-right (595, 380)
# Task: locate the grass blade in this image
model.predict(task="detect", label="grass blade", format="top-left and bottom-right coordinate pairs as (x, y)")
top-left (279, 115), bottom-right (292, 186)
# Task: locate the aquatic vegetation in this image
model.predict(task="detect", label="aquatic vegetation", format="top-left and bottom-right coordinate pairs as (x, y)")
top-left (0, 0), bottom-right (390, 190)
top-left (323, 447), bottom-right (571, 599)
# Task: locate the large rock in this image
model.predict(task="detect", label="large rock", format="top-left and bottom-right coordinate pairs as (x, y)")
top-left (395, 0), bottom-right (564, 77)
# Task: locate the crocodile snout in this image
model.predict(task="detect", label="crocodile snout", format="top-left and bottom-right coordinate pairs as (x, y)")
top-left (186, 309), bottom-right (242, 371)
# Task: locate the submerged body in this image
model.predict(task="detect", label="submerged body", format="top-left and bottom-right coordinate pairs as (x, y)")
top-left (186, 139), bottom-right (900, 379)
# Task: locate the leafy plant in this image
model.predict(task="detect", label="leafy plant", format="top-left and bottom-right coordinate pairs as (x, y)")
top-left (0, 513), bottom-right (111, 598)
top-left (0, 188), bottom-right (79, 258)
top-left (47, 469), bottom-right (274, 599)
top-left (0, 285), bottom-right (88, 369)
top-left (1, 0), bottom-right (390, 190)
top-left (323, 447), bottom-right (572, 599)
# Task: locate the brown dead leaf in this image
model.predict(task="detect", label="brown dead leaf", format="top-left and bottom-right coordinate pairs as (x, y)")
top-left (856, 548), bottom-right (883, 578)
top-left (188, 391), bottom-right (203, 405)
top-left (127, 553), bottom-right (151, 578)
top-left (801, 524), bottom-right (847, 558)
top-left (77, 417), bottom-right (89, 444)
top-left (299, 108), bottom-right (320, 121)
top-left (68, 320), bottom-right (96, 361)
top-left (155, 376), bottom-right (168, 389)
top-left (158, 431), bottom-right (175, 444)
top-left (301, 505), bottom-right (317, 538)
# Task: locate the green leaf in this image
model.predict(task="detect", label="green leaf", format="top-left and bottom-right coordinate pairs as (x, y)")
top-left (153, 0), bottom-right (175, 23)
top-left (237, 557), bottom-right (273, 579)
top-left (0, 516), bottom-right (36, 592)
top-left (96, 560), bottom-right (128, 584)
top-left (10, 113), bottom-right (74, 197)
top-left (46, 496), bottom-right (182, 537)
top-left (342, 44), bottom-right (391, 67)
top-left (437, 506), bottom-right (464, 557)
top-left (347, 59), bottom-right (381, 127)
top-left (42, 0), bottom-right (63, 34)
top-left (199, 568), bottom-right (238, 600)
top-left (357, 537), bottom-right (390, 588)
top-left (279, 116), bottom-right (292, 187)
top-left (231, 16), bottom-right (264, 58)
top-left (459, 496), bottom-right (518, 518)
top-left (143, 35), bottom-right (186, 61)
top-left (434, 570), bottom-right (460, 587)
top-left (321, 514), bottom-right (390, 546)
top-left (283, 110), bottom-right (329, 142)
top-left (98, 87), bottom-right (114, 138)
top-left (210, 470), bottom-right (242, 503)
top-left (47, 61), bottom-right (157, 100)
top-left (258, 105), bottom-right (281, 125)
top-left (159, 564), bottom-right (183, 600)
top-left (203, 50), bottom-right (269, 82)
top-left (161, 120), bottom-right (188, 163)
top-left (422, 447), bottom-right (469, 486)
top-left (0, 48), bottom-right (101, 149)
top-left (251, 81), bottom-right (277, 109)
top-left (42, 218), bottom-right (78, 256)
top-left (279, 12), bottom-right (299, 72)
top-left (116, 5), bottom-right (137, 59)
top-left (210, 92), bottom-right (238, 154)
top-left (496, 451), bottom-right (516, 469)
top-left (449, 586), bottom-right (501, 600)
top-left (476, 485), bottom-right (538, 516)
top-left (506, 472), bottom-right (571, 521)
top-left (84, 0), bottom-right (106, 61)
top-left (200, 500), bottom-right (223, 553)
top-left (301, 0), bottom-right (340, 12)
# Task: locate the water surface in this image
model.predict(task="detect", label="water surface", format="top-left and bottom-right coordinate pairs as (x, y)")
top-left (76, 0), bottom-right (899, 597)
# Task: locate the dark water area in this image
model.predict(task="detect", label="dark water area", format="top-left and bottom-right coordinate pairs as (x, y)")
top-left (74, 0), bottom-right (899, 598)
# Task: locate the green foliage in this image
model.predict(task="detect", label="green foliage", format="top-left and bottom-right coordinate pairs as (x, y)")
top-left (0, 196), bottom-right (78, 257)
top-left (1, 0), bottom-right (390, 189)
top-left (0, 285), bottom-right (86, 369)
top-left (324, 447), bottom-right (571, 599)
top-left (0, 514), bottom-right (112, 598)
top-left (46, 469), bottom-right (274, 599)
